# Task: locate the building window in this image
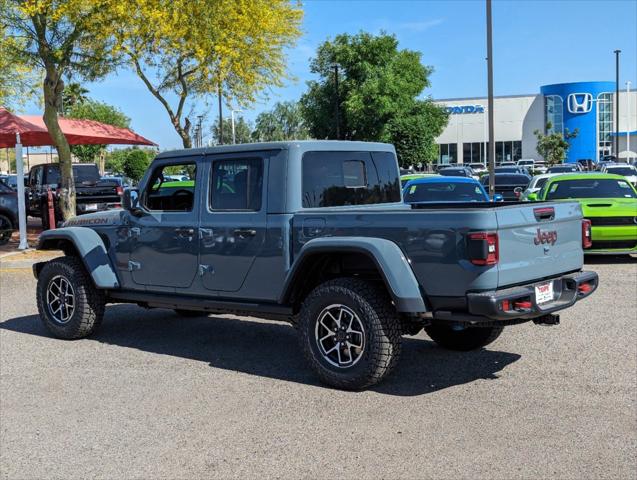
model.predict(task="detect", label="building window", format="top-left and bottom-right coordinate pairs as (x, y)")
top-left (597, 92), bottom-right (613, 160)
top-left (462, 142), bottom-right (487, 163)
top-left (494, 141), bottom-right (522, 163)
top-left (438, 143), bottom-right (457, 164)
top-left (545, 95), bottom-right (563, 133)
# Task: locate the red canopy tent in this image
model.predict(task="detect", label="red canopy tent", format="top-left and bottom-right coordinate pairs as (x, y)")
top-left (0, 107), bottom-right (155, 147)
top-left (0, 107), bottom-right (156, 249)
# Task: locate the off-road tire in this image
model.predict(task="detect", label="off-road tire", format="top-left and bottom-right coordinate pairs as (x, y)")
top-left (174, 309), bottom-right (207, 317)
top-left (0, 213), bottom-right (13, 245)
top-left (298, 277), bottom-right (402, 390)
top-left (424, 324), bottom-right (503, 351)
top-left (36, 256), bottom-right (105, 339)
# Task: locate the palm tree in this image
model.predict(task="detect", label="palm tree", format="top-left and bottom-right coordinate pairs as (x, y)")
top-left (61, 82), bottom-right (89, 115)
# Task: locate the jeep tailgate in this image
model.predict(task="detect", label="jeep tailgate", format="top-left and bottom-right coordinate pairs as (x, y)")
top-left (496, 201), bottom-right (583, 287)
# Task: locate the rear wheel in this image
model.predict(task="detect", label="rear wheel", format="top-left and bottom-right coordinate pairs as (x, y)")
top-left (36, 256), bottom-right (105, 339)
top-left (0, 213), bottom-right (13, 245)
top-left (298, 278), bottom-right (402, 390)
top-left (425, 324), bottom-right (503, 351)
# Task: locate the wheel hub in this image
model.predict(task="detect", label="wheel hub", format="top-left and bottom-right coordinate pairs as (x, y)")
top-left (315, 304), bottom-right (366, 368)
top-left (46, 275), bottom-right (76, 325)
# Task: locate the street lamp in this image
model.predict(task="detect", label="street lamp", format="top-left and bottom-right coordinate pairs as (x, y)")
top-left (231, 109), bottom-right (243, 144)
top-left (627, 81), bottom-right (632, 158)
top-left (614, 50), bottom-right (621, 156)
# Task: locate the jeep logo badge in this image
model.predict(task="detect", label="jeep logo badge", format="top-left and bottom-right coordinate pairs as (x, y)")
top-left (534, 228), bottom-right (558, 246)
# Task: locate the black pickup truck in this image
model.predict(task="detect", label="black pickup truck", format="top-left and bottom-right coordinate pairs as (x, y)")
top-left (26, 163), bottom-right (123, 229)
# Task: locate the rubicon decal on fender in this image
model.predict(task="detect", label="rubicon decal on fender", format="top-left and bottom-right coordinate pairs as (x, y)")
top-left (534, 228), bottom-right (558, 245)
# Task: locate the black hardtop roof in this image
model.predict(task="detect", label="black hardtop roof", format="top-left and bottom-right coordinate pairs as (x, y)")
top-left (155, 140), bottom-right (395, 160)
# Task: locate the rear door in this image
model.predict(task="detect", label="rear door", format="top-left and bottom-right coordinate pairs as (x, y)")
top-left (198, 152), bottom-right (267, 292)
top-left (496, 202), bottom-right (583, 287)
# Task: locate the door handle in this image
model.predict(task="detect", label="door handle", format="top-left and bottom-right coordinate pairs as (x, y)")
top-left (233, 228), bottom-right (257, 238)
top-left (175, 227), bottom-right (195, 237)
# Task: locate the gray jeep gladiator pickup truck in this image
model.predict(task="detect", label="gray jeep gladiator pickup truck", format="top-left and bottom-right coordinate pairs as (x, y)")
top-left (34, 141), bottom-right (598, 389)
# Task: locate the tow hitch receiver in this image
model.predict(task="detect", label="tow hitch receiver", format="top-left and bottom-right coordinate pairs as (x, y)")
top-left (533, 314), bottom-right (560, 326)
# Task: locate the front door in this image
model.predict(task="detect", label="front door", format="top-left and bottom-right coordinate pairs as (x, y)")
top-left (129, 158), bottom-right (200, 289)
top-left (198, 154), bottom-right (267, 292)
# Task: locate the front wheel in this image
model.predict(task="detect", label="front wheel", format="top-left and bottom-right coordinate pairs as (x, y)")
top-left (424, 324), bottom-right (503, 351)
top-left (36, 256), bottom-right (105, 339)
top-left (298, 278), bottom-right (402, 390)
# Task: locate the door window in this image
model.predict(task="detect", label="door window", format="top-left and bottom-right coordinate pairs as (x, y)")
top-left (143, 162), bottom-right (197, 211)
top-left (210, 158), bottom-right (263, 211)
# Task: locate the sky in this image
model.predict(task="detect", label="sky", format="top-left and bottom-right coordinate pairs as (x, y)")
top-left (23, 0), bottom-right (637, 150)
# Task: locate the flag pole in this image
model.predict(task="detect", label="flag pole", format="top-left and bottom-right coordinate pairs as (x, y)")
top-left (15, 133), bottom-right (29, 250)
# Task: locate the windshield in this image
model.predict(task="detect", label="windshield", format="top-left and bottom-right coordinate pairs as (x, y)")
top-left (495, 167), bottom-right (519, 173)
top-left (607, 167), bottom-right (637, 176)
top-left (546, 178), bottom-right (637, 199)
top-left (404, 182), bottom-right (486, 203)
top-left (518, 160), bottom-right (534, 166)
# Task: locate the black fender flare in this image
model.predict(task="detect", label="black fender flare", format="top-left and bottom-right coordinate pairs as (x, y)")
top-left (35, 227), bottom-right (119, 288)
top-left (279, 236), bottom-right (426, 313)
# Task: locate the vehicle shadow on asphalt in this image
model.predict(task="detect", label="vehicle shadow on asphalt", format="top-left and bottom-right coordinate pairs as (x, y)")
top-left (584, 255), bottom-right (636, 265)
top-left (0, 305), bottom-right (521, 397)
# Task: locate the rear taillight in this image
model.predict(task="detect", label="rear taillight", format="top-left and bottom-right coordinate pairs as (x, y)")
top-left (467, 232), bottom-right (499, 266)
top-left (116, 186), bottom-right (123, 196)
top-left (581, 219), bottom-right (592, 249)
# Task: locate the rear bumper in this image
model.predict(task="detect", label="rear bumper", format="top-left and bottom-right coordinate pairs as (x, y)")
top-left (432, 271), bottom-right (598, 324)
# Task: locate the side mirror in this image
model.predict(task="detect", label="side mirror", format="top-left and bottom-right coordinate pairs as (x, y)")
top-left (122, 188), bottom-right (144, 216)
top-left (527, 192), bottom-right (538, 201)
top-left (493, 193), bottom-right (504, 202)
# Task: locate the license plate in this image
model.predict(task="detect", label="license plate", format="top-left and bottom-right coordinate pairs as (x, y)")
top-left (535, 281), bottom-right (554, 304)
top-left (84, 203), bottom-right (98, 211)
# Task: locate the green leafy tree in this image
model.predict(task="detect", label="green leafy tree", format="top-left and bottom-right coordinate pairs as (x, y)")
top-left (0, 24), bottom-right (39, 109)
top-left (1, 0), bottom-right (120, 220)
top-left (66, 99), bottom-right (130, 169)
top-left (122, 149), bottom-right (153, 183)
top-left (252, 101), bottom-right (310, 141)
top-left (104, 149), bottom-right (127, 175)
top-left (112, 0), bottom-right (303, 148)
top-left (300, 32), bottom-right (448, 167)
top-left (212, 117), bottom-right (252, 145)
top-left (534, 122), bottom-right (579, 166)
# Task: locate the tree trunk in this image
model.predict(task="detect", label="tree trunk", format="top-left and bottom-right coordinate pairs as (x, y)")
top-left (176, 117), bottom-right (192, 148)
top-left (42, 67), bottom-right (76, 221)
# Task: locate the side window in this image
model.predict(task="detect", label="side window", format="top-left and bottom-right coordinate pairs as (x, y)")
top-left (302, 151), bottom-right (402, 208)
top-left (210, 158), bottom-right (263, 211)
top-left (370, 151), bottom-right (401, 203)
top-left (143, 162), bottom-right (197, 211)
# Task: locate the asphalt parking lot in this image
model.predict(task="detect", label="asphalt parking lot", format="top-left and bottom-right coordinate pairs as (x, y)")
top-left (1, 254), bottom-right (635, 479)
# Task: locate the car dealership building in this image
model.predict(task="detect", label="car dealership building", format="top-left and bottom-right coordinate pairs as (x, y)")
top-left (434, 81), bottom-right (637, 165)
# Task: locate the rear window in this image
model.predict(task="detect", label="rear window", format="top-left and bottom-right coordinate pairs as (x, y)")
top-left (302, 151), bottom-right (400, 208)
top-left (546, 178), bottom-right (637, 199)
top-left (439, 168), bottom-right (468, 177)
top-left (548, 165), bottom-right (578, 173)
top-left (44, 164), bottom-right (101, 184)
top-left (535, 177), bottom-right (549, 189)
top-left (481, 174), bottom-right (529, 185)
top-left (607, 167), bottom-right (637, 176)
top-left (404, 182), bottom-right (486, 203)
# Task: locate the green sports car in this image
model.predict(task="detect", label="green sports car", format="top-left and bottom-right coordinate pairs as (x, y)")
top-left (536, 173), bottom-right (637, 255)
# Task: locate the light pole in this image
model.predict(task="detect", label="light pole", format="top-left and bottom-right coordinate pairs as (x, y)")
top-left (614, 50), bottom-right (621, 157)
top-left (486, 0), bottom-right (495, 198)
top-left (231, 109), bottom-right (243, 144)
top-left (627, 81), bottom-right (632, 158)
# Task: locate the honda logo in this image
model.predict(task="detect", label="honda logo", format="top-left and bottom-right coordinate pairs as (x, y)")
top-left (567, 93), bottom-right (593, 114)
